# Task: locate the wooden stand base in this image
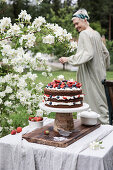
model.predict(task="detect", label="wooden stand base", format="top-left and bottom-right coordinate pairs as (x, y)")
top-left (54, 112), bottom-right (74, 132)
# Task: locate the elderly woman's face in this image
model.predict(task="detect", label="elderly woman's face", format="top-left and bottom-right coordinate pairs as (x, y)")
top-left (73, 18), bottom-right (87, 32)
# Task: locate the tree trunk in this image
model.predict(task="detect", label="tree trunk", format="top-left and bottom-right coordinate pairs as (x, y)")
top-left (108, 14), bottom-right (111, 41)
top-left (63, 63), bottom-right (65, 70)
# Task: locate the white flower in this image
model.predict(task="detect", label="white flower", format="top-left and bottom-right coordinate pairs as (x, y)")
top-left (42, 72), bottom-right (47, 77)
top-left (5, 86), bottom-right (12, 93)
top-left (36, 0), bottom-right (43, 5)
top-left (46, 66), bottom-right (51, 72)
top-left (8, 23), bottom-right (22, 36)
top-left (0, 98), bottom-right (2, 104)
top-left (66, 33), bottom-right (72, 41)
top-left (1, 44), bottom-right (11, 56)
top-left (0, 92), bottom-right (5, 98)
top-left (57, 75), bottom-right (65, 81)
top-left (18, 10), bottom-right (28, 20)
top-left (0, 127), bottom-right (3, 132)
top-left (69, 41), bottom-right (78, 52)
top-left (9, 95), bottom-right (15, 100)
top-left (2, 58), bottom-right (9, 64)
top-left (0, 17), bottom-right (11, 33)
top-left (7, 119), bottom-right (13, 124)
top-left (32, 16), bottom-right (46, 28)
top-left (19, 33), bottom-right (36, 48)
top-left (48, 73), bottom-right (53, 77)
top-left (89, 140), bottom-right (104, 150)
top-left (69, 78), bottom-right (74, 82)
top-left (25, 14), bottom-right (31, 22)
top-left (36, 109), bottom-right (43, 117)
top-left (13, 66), bottom-right (24, 73)
top-left (43, 34), bottom-right (54, 44)
top-left (4, 101), bottom-right (12, 107)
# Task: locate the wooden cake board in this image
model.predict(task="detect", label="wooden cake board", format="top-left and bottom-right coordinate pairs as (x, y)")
top-left (22, 120), bottom-right (100, 148)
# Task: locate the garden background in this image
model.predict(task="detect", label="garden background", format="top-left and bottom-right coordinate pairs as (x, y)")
top-left (0, 0), bottom-right (113, 137)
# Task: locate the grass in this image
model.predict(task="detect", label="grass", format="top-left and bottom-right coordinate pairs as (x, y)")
top-left (36, 70), bottom-right (113, 87)
top-left (37, 70), bottom-right (113, 119)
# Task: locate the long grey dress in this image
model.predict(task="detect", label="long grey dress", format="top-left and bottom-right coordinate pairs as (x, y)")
top-left (68, 29), bottom-right (110, 124)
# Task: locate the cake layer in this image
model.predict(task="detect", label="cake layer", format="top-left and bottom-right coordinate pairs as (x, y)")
top-left (45, 102), bottom-right (83, 108)
top-left (44, 98), bottom-right (83, 103)
top-left (44, 88), bottom-right (82, 96)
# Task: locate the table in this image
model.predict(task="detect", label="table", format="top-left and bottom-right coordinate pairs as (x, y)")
top-left (0, 118), bottom-right (113, 170)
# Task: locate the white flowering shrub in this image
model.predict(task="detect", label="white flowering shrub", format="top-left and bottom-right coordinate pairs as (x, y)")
top-left (0, 10), bottom-right (77, 136)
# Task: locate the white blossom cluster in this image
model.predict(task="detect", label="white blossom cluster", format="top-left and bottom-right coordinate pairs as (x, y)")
top-left (7, 23), bottom-right (22, 36)
top-left (18, 10), bottom-right (31, 22)
top-left (19, 33), bottom-right (36, 48)
top-left (36, 0), bottom-right (43, 5)
top-left (32, 16), bottom-right (46, 30)
top-left (0, 17), bottom-right (11, 33)
top-left (69, 41), bottom-right (78, 52)
top-left (0, 72), bottom-right (43, 114)
top-left (0, 10), bottom-right (77, 135)
top-left (89, 140), bottom-right (104, 150)
top-left (42, 34), bottom-right (55, 44)
top-left (45, 23), bottom-right (72, 42)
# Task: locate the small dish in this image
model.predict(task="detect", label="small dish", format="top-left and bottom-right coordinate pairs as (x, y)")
top-left (79, 109), bottom-right (100, 125)
top-left (28, 120), bottom-right (43, 128)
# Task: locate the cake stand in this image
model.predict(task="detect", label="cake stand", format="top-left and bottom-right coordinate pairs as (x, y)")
top-left (39, 103), bottom-right (89, 132)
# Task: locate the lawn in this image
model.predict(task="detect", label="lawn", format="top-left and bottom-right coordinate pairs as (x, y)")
top-left (36, 70), bottom-right (113, 87)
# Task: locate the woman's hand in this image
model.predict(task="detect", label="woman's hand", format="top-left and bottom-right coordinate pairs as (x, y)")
top-left (59, 57), bottom-right (68, 64)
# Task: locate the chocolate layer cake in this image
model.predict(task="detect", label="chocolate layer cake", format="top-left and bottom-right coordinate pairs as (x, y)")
top-left (43, 80), bottom-right (84, 108)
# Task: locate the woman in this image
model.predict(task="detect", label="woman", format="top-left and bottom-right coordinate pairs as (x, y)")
top-left (59, 9), bottom-right (110, 124)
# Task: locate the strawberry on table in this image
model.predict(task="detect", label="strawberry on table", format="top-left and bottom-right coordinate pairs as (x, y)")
top-left (16, 127), bottom-right (22, 133)
top-left (44, 130), bottom-right (49, 135)
top-left (11, 130), bottom-right (16, 135)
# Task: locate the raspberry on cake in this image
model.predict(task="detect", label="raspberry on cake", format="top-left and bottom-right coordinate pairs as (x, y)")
top-left (43, 79), bottom-right (84, 108)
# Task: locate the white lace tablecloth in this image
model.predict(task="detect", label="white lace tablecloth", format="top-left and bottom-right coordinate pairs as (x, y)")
top-left (0, 118), bottom-right (113, 170)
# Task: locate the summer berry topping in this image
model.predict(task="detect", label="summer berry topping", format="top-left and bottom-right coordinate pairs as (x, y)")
top-left (55, 80), bottom-right (60, 83)
top-left (50, 95), bottom-right (52, 98)
top-left (48, 83), bottom-right (51, 86)
top-left (68, 84), bottom-right (72, 87)
top-left (37, 117), bottom-right (43, 121)
top-left (33, 117), bottom-right (38, 121)
top-left (16, 127), bottom-right (22, 133)
top-left (60, 85), bottom-right (65, 88)
top-left (11, 130), bottom-right (16, 135)
top-left (29, 116), bottom-right (34, 121)
top-left (78, 95), bottom-right (80, 98)
top-left (44, 130), bottom-right (49, 135)
top-left (46, 95), bottom-right (50, 97)
top-left (76, 83), bottom-right (82, 88)
top-left (53, 84), bottom-right (57, 88)
top-left (63, 96), bottom-right (67, 100)
top-left (61, 82), bottom-right (65, 85)
top-left (62, 80), bottom-right (67, 82)
top-left (51, 82), bottom-right (55, 85)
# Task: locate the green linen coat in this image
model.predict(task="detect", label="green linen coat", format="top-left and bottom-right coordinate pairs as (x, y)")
top-left (68, 29), bottom-right (110, 124)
